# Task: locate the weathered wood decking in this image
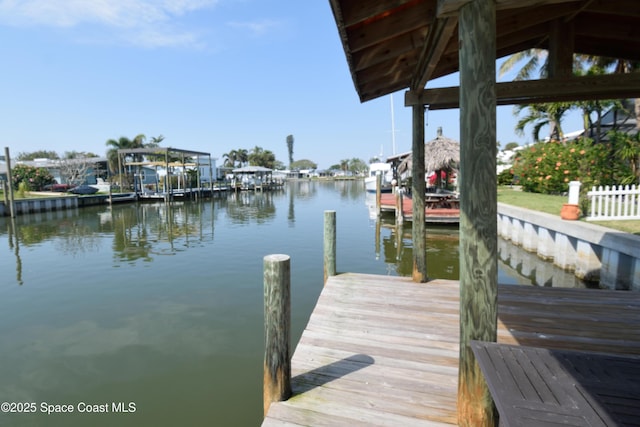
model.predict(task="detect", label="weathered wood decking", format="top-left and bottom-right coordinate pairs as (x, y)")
top-left (262, 273), bottom-right (640, 426)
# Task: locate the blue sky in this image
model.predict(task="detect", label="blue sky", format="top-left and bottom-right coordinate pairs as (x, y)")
top-left (0, 0), bottom-right (583, 169)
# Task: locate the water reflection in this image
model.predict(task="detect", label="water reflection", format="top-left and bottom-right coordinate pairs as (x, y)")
top-left (367, 192), bottom-right (592, 287)
top-left (225, 191), bottom-right (278, 225)
top-left (498, 236), bottom-right (594, 288)
top-left (374, 218), bottom-right (460, 279)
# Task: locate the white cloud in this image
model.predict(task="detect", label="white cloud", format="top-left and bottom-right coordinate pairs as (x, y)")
top-left (130, 27), bottom-right (204, 49)
top-left (0, 0), bottom-right (219, 47)
top-left (227, 18), bottom-right (281, 37)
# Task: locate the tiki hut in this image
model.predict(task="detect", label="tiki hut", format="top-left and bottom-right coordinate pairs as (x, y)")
top-left (398, 126), bottom-right (460, 190)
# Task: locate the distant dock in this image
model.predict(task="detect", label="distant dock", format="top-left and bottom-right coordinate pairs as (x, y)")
top-left (379, 192), bottom-right (460, 224)
top-left (262, 273), bottom-right (640, 426)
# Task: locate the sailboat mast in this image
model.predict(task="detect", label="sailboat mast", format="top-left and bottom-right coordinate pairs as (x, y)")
top-left (390, 94), bottom-right (397, 155)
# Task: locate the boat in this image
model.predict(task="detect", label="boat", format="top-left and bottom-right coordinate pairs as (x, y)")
top-left (365, 162), bottom-right (393, 193)
top-left (68, 185), bottom-right (99, 195)
top-left (365, 94), bottom-right (399, 193)
top-left (108, 192), bottom-right (138, 203)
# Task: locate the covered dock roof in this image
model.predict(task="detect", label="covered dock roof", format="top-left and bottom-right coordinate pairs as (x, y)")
top-left (328, 0), bottom-right (640, 424)
top-left (329, 0), bottom-right (640, 104)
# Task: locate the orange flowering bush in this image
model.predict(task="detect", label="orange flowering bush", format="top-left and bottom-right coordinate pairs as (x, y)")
top-left (511, 138), bottom-right (628, 194)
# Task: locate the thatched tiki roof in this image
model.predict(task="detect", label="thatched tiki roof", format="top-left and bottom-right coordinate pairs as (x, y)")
top-left (398, 127), bottom-right (460, 175)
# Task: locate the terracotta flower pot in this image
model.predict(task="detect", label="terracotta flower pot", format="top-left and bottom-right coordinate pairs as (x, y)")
top-left (560, 203), bottom-right (580, 220)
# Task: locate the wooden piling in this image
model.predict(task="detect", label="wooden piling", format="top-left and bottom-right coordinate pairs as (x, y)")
top-left (395, 190), bottom-right (404, 224)
top-left (4, 147), bottom-right (16, 218)
top-left (324, 210), bottom-right (336, 284)
top-left (2, 179), bottom-right (8, 205)
top-left (375, 174), bottom-right (382, 217)
top-left (263, 254), bottom-right (291, 417)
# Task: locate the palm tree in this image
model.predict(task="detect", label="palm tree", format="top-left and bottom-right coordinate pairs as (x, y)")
top-left (349, 158), bottom-right (368, 175)
top-left (248, 146), bottom-right (276, 168)
top-left (498, 49), bottom-right (548, 81)
top-left (105, 134), bottom-right (146, 191)
top-left (223, 150), bottom-right (238, 167)
top-left (500, 49), bottom-right (574, 141)
top-left (148, 135), bottom-right (165, 148)
top-left (237, 149), bottom-right (249, 167)
top-left (514, 102), bottom-right (571, 142)
top-left (286, 135), bottom-right (294, 168)
top-left (503, 49), bottom-right (640, 142)
top-left (106, 137), bottom-right (133, 174)
top-left (576, 55), bottom-right (640, 135)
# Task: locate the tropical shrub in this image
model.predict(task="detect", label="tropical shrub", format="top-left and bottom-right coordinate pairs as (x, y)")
top-left (497, 168), bottom-right (517, 185)
top-left (10, 164), bottom-right (55, 191)
top-left (510, 138), bottom-right (632, 195)
top-left (609, 130), bottom-right (640, 185)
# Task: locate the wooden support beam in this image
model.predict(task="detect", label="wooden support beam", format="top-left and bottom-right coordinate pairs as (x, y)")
top-left (405, 72), bottom-right (640, 109)
top-left (411, 102), bottom-right (427, 283)
top-left (457, 0), bottom-right (498, 425)
top-left (548, 19), bottom-right (574, 78)
top-left (411, 17), bottom-right (459, 90)
top-left (437, 0), bottom-right (471, 17)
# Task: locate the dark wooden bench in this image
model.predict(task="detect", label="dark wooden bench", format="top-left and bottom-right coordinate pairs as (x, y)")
top-left (470, 341), bottom-right (640, 426)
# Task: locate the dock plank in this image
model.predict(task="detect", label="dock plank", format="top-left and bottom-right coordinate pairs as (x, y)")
top-left (263, 274), bottom-right (460, 426)
top-left (263, 273), bottom-right (640, 426)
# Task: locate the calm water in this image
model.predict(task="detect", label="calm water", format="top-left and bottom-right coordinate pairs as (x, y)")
top-left (0, 181), bottom-right (581, 426)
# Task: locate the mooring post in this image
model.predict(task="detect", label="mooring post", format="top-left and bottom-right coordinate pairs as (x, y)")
top-left (1, 179), bottom-right (7, 204)
top-left (263, 254), bottom-right (291, 417)
top-left (395, 190), bottom-right (404, 224)
top-left (376, 173), bottom-right (382, 216)
top-left (324, 210), bottom-right (336, 284)
top-left (4, 147), bottom-right (16, 218)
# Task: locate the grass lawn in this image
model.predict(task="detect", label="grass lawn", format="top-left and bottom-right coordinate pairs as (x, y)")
top-left (0, 190), bottom-right (74, 200)
top-left (498, 186), bottom-right (640, 235)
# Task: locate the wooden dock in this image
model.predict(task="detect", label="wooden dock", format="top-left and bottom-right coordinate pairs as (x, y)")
top-left (379, 193), bottom-right (460, 224)
top-left (262, 273), bottom-right (640, 426)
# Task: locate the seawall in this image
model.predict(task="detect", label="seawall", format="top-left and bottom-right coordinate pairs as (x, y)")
top-left (498, 203), bottom-right (640, 290)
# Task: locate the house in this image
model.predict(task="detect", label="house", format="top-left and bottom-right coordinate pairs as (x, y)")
top-left (14, 157), bottom-right (109, 187)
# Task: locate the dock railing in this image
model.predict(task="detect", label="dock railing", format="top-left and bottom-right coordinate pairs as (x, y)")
top-left (586, 184), bottom-right (640, 221)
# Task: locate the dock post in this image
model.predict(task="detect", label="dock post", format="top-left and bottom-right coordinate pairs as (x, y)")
top-left (395, 191), bottom-right (404, 224)
top-left (376, 174), bottom-right (382, 216)
top-left (4, 147), bottom-right (16, 218)
top-left (263, 254), bottom-right (291, 417)
top-left (324, 210), bottom-right (336, 284)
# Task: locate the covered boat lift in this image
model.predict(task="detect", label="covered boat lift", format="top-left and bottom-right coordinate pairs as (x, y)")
top-left (328, 0), bottom-right (640, 424)
top-left (117, 147), bottom-right (215, 200)
top-left (231, 166), bottom-right (281, 191)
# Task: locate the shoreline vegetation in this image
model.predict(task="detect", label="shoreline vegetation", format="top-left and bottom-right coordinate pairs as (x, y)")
top-left (1, 182), bottom-right (638, 235)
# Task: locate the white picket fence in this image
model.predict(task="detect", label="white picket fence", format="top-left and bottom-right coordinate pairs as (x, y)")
top-left (587, 184), bottom-right (640, 220)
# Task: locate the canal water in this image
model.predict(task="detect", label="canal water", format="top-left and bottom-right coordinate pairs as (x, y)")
top-left (0, 181), bottom-right (585, 426)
